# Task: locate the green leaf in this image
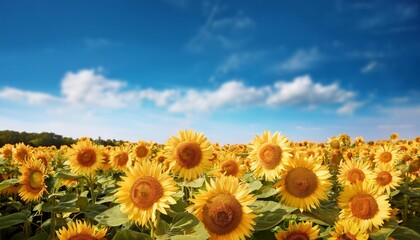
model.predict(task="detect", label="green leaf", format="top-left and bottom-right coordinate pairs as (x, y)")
top-left (0, 178), bottom-right (19, 191)
top-left (54, 171), bottom-right (83, 180)
top-left (370, 219), bottom-right (399, 240)
top-left (0, 210), bottom-right (31, 230)
top-left (251, 201), bottom-right (288, 231)
top-left (300, 201), bottom-right (340, 226)
top-left (95, 205), bottom-right (129, 227)
top-left (27, 232), bottom-right (49, 240)
top-left (112, 229), bottom-right (152, 240)
top-left (156, 213), bottom-right (209, 240)
top-left (85, 204), bottom-right (109, 219)
top-left (96, 195), bottom-right (116, 204)
top-left (256, 185), bottom-right (278, 199)
top-left (247, 180), bottom-right (263, 192)
top-left (390, 226), bottom-right (420, 240)
top-left (178, 178), bottom-right (205, 188)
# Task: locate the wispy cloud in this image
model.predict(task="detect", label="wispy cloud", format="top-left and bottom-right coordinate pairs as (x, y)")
top-left (186, 3), bottom-right (255, 53)
top-left (361, 60), bottom-right (378, 74)
top-left (272, 48), bottom-right (322, 72)
top-left (337, 102), bottom-right (364, 115)
top-left (358, 3), bottom-right (418, 30)
top-left (84, 38), bottom-right (119, 50)
top-left (215, 51), bottom-right (265, 75)
top-left (266, 75), bottom-right (354, 107)
top-left (0, 69), bottom-right (358, 115)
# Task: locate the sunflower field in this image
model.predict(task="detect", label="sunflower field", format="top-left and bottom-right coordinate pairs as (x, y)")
top-left (0, 130), bottom-right (419, 240)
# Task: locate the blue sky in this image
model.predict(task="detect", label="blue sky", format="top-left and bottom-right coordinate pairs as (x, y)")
top-left (1, 0), bottom-right (419, 144)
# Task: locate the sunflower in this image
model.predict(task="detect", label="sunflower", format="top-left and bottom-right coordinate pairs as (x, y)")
top-left (66, 139), bottom-right (103, 175)
top-left (18, 158), bottom-right (48, 202)
top-left (110, 144), bottom-right (132, 171)
top-left (328, 219), bottom-right (369, 240)
top-left (209, 152), bottom-right (246, 179)
top-left (1, 144), bottom-right (14, 159)
top-left (275, 221), bottom-right (320, 240)
top-left (275, 155), bottom-right (332, 212)
top-left (187, 176), bottom-right (256, 240)
top-left (337, 159), bottom-right (373, 185)
top-left (165, 129), bottom-right (213, 181)
top-left (13, 142), bottom-right (32, 163)
top-left (249, 131), bottom-right (293, 181)
top-left (99, 146), bottom-right (112, 171)
top-left (56, 219), bottom-right (107, 240)
top-left (114, 161), bottom-right (178, 226)
top-left (338, 181), bottom-right (391, 231)
top-left (131, 140), bottom-right (151, 162)
top-left (372, 164), bottom-right (402, 195)
top-left (374, 144), bottom-right (399, 166)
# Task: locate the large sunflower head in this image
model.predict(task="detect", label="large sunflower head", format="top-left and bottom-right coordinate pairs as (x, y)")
top-left (338, 181), bottom-right (391, 231)
top-left (337, 159), bottom-right (373, 186)
top-left (66, 139), bottom-right (103, 175)
top-left (165, 129), bottom-right (213, 180)
top-left (56, 219), bottom-right (107, 240)
top-left (374, 145), bottom-right (399, 166)
top-left (372, 164), bottom-right (402, 195)
top-left (114, 161), bottom-right (178, 226)
top-left (328, 219), bottom-right (369, 240)
top-left (187, 176), bottom-right (257, 240)
top-left (109, 144), bottom-right (132, 171)
top-left (13, 143), bottom-right (32, 163)
top-left (18, 158), bottom-right (48, 202)
top-left (275, 221), bottom-right (320, 240)
top-left (249, 131), bottom-right (293, 181)
top-left (275, 154), bottom-right (332, 212)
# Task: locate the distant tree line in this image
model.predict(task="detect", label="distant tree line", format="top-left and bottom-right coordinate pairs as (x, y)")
top-left (0, 130), bottom-right (123, 148)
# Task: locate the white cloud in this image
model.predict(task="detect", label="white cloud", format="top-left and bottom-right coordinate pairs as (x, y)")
top-left (337, 102), bottom-right (364, 114)
top-left (361, 61), bottom-right (378, 73)
top-left (0, 69), bottom-right (359, 115)
top-left (168, 80), bottom-right (268, 113)
top-left (61, 69), bottom-right (136, 108)
top-left (274, 48), bottom-right (321, 72)
top-left (267, 75), bottom-right (355, 107)
top-left (0, 87), bottom-right (59, 104)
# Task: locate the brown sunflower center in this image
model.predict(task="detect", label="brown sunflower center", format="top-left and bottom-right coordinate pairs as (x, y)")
top-left (3, 149), bottom-right (12, 158)
top-left (77, 148), bottom-right (97, 167)
top-left (379, 152), bottom-right (392, 163)
top-left (29, 170), bottom-right (43, 189)
top-left (221, 160), bottom-right (239, 176)
top-left (259, 143), bottom-right (282, 169)
top-left (37, 155), bottom-right (48, 167)
top-left (376, 171), bottom-right (392, 186)
top-left (285, 167), bottom-right (318, 198)
top-left (346, 169), bottom-right (365, 184)
top-left (135, 145), bottom-right (148, 158)
top-left (16, 149), bottom-right (29, 161)
top-left (68, 233), bottom-right (98, 240)
top-left (338, 233), bottom-right (357, 240)
top-left (115, 152), bottom-right (129, 166)
top-left (350, 194), bottom-right (379, 219)
top-left (176, 142), bottom-right (202, 169)
top-left (286, 231), bottom-right (310, 240)
top-left (202, 193), bottom-right (242, 235)
top-left (130, 176), bottom-right (163, 209)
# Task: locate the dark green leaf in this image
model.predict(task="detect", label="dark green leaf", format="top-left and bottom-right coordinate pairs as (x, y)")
top-left (370, 220), bottom-right (399, 240)
top-left (27, 232), bottom-right (49, 240)
top-left (112, 229), bottom-right (152, 240)
top-left (390, 226), bottom-right (420, 240)
top-left (85, 204), bottom-right (108, 219)
top-left (0, 210), bottom-right (31, 230)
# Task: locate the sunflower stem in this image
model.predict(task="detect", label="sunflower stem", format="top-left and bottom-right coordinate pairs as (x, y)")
top-left (149, 220), bottom-right (155, 238)
top-left (89, 174), bottom-right (96, 204)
